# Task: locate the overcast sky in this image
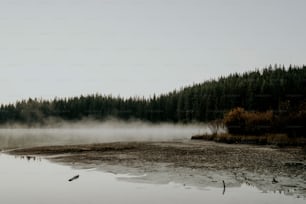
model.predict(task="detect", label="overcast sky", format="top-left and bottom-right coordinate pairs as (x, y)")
top-left (0, 0), bottom-right (305, 104)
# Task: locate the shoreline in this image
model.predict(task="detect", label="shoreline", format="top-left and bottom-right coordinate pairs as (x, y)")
top-left (191, 133), bottom-right (306, 147)
top-left (9, 140), bottom-right (306, 173)
top-left (8, 140), bottom-right (306, 197)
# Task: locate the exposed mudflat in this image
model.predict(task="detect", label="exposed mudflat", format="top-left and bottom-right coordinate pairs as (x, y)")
top-left (9, 141), bottom-right (306, 198)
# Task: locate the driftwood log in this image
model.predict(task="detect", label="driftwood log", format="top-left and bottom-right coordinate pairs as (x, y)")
top-left (69, 175), bottom-right (80, 182)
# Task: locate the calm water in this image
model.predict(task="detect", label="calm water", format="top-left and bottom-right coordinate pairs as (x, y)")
top-left (0, 153), bottom-right (304, 204)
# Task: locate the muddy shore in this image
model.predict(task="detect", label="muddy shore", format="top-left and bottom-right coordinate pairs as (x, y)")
top-left (9, 141), bottom-right (306, 197)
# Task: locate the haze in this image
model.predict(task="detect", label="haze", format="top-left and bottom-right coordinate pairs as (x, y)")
top-left (0, 120), bottom-right (211, 149)
top-left (1, 0), bottom-right (306, 104)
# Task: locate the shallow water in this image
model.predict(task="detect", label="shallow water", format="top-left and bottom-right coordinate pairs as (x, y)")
top-left (0, 154), bottom-right (304, 204)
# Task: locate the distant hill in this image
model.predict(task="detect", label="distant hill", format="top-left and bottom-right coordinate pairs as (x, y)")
top-left (1, 65), bottom-right (305, 124)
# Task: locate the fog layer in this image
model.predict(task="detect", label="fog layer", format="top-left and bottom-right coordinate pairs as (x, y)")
top-left (0, 120), bottom-right (210, 150)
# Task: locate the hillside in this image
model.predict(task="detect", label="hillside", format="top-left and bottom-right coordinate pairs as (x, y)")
top-left (1, 65), bottom-right (305, 124)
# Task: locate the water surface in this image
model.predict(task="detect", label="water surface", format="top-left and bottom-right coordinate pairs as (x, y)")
top-left (0, 154), bottom-right (304, 204)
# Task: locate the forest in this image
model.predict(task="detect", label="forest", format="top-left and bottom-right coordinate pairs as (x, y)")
top-left (0, 65), bottom-right (305, 131)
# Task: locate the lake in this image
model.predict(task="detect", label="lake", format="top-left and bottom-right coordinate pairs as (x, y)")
top-left (0, 124), bottom-right (305, 204)
top-left (0, 153), bottom-right (304, 204)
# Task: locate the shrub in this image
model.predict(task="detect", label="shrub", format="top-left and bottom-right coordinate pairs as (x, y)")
top-left (208, 119), bottom-right (225, 135)
top-left (224, 108), bottom-right (273, 135)
top-left (223, 107), bottom-right (246, 135)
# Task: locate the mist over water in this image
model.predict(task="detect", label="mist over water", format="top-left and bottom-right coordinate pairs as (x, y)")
top-left (0, 119), bottom-right (210, 150)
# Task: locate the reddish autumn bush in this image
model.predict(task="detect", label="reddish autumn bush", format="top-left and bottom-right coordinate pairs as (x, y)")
top-left (224, 108), bottom-right (273, 135)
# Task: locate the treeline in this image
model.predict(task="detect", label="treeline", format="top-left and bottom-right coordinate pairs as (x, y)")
top-left (0, 65), bottom-right (305, 124)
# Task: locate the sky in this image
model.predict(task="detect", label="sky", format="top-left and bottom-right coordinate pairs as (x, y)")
top-left (0, 0), bottom-right (305, 104)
